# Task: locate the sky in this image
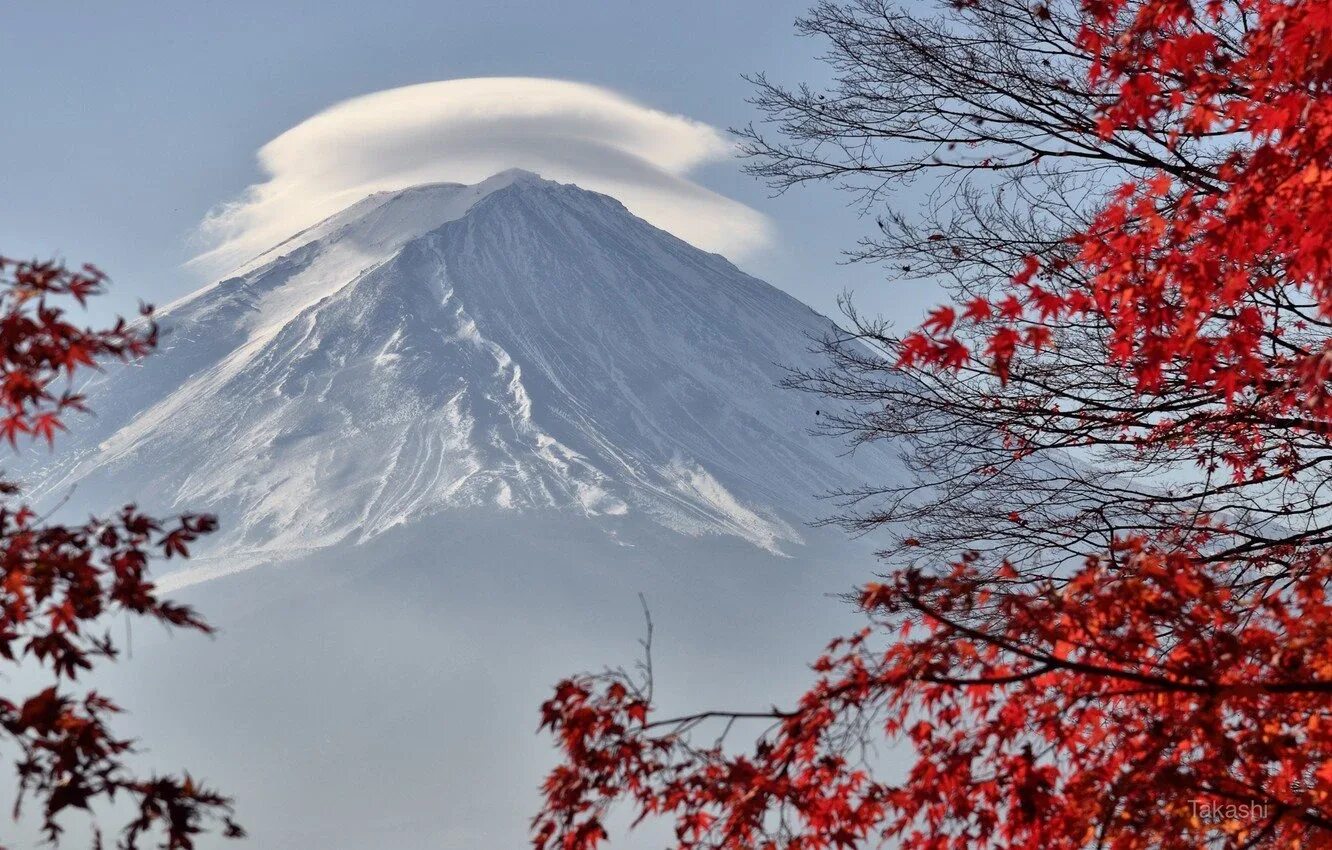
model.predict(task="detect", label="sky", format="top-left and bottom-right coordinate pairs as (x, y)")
top-left (1, 1), bottom-right (934, 326)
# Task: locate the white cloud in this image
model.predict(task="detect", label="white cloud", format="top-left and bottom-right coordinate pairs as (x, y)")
top-left (193, 77), bottom-right (772, 275)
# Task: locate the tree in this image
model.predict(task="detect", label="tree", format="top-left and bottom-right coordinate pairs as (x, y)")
top-left (533, 1), bottom-right (1332, 847)
top-left (0, 257), bottom-right (240, 848)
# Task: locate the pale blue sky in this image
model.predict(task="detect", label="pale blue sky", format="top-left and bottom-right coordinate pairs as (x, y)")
top-left (1, 1), bottom-right (930, 324)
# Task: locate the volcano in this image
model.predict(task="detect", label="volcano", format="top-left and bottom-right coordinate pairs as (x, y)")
top-left (25, 169), bottom-right (892, 580)
top-left (11, 171), bottom-right (899, 849)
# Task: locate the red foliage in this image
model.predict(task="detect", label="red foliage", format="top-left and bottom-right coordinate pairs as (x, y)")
top-left (538, 544), bottom-right (1332, 848)
top-left (534, 1), bottom-right (1332, 848)
top-left (902, 0), bottom-right (1332, 433)
top-left (0, 258), bottom-right (240, 848)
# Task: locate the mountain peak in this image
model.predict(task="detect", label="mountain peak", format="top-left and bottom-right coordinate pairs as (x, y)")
top-left (227, 169), bottom-right (561, 279)
top-left (487, 166), bottom-right (546, 184)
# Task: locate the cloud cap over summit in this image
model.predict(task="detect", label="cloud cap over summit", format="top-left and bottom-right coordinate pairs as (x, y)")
top-left (193, 77), bottom-right (773, 275)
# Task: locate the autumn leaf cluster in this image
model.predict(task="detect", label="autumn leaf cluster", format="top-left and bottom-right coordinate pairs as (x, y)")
top-left (0, 258), bottom-right (239, 849)
top-left (534, 1), bottom-right (1332, 848)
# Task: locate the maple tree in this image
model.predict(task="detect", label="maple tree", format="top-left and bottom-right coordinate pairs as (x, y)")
top-left (534, 0), bottom-right (1332, 848)
top-left (0, 257), bottom-right (240, 848)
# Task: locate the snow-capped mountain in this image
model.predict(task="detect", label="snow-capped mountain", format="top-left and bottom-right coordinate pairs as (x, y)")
top-left (7, 171), bottom-right (904, 850)
top-left (25, 170), bottom-right (890, 575)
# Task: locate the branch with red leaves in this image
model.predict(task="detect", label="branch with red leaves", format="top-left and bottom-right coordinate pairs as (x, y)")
top-left (536, 541), bottom-right (1332, 850)
top-left (0, 257), bottom-right (240, 848)
top-left (536, 1), bottom-right (1332, 848)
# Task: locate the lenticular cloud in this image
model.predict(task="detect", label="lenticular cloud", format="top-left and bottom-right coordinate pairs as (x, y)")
top-left (192, 77), bottom-right (773, 275)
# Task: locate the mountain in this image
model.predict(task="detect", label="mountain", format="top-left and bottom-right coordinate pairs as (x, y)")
top-left (6, 171), bottom-right (903, 850)
top-left (23, 169), bottom-right (892, 580)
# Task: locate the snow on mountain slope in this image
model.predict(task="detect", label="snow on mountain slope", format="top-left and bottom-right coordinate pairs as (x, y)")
top-left (22, 170), bottom-right (892, 573)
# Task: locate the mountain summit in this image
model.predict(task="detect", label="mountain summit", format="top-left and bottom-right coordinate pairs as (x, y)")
top-left (25, 172), bottom-right (892, 570)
